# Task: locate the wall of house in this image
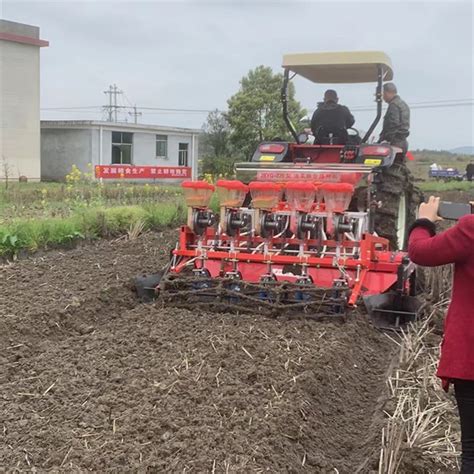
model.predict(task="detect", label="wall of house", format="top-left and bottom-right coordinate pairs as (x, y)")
top-left (99, 129), bottom-right (194, 168)
top-left (41, 129), bottom-right (93, 180)
top-left (97, 128), bottom-right (198, 179)
top-left (0, 37), bottom-right (41, 181)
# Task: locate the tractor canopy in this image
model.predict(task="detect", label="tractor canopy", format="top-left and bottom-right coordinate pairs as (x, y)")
top-left (280, 51), bottom-right (393, 143)
top-left (282, 51), bottom-right (393, 84)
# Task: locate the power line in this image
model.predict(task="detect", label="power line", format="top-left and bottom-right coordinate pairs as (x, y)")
top-left (139, 106), bottom-right (218, 113)
top-left (140, 99), bottom-right (472, 113)
top-left (349, 102), bottom-right (473, 112)
top-left (41, 106), bottom-right (102, 110)
top-left (402, 98), bottom-right (474, 105)
top-left (349, 98), bottom-right (473, 108)
top-left (41, 110), bottom-right (103, 115)
top-left (41, 98), bottom-right (474, 114)
top-left (122, 92), bottom-right (135, 108)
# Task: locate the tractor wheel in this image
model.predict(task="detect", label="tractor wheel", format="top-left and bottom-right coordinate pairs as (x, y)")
top-left (373, 163), bottom-right (422, 250)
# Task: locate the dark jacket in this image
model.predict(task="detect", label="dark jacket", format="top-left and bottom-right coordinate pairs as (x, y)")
top-left (310, 101), bottom-right (355, 136)
top-left (380, 95), bottom-right (410, 145)
top-left (408, 215), bottom-right (474, 382)
top-left (466, 163), bottom-right (474, 178)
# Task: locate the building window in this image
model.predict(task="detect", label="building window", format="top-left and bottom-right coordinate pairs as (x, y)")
top-left (156, 135), bottom-right (168, 158)
top-left (111, 131), bottom-right (133, 164)
top-left (178, 143), bottom-right (189, 167)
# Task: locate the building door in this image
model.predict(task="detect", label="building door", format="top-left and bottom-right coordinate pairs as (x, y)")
top-left (111, 132), bottom-right (133, 164)
top-left (178, 143), bottom-right (189, 167)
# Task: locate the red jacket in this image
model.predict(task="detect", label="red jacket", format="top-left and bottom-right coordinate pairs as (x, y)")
top-left (408, 215), bottom-right (474, 382)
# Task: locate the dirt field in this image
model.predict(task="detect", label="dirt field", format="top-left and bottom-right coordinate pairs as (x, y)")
top-left (1, 231), bottom-right (397, 472)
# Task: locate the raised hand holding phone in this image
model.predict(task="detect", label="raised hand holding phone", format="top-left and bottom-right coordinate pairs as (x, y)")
top-left (418, 196), bottom-right (442, 222)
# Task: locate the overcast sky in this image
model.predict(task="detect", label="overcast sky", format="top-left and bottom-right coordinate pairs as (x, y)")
top-left (3, 0), bottom-right (473, 150)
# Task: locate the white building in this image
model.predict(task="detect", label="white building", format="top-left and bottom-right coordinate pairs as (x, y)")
top-left (0, 20), bottom-right (49, 182)
top-left (41, 121), bottom-right (200, 181)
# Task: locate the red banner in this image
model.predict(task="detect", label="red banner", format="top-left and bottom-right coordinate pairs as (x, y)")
top-left (256, 171), bottom-right (365, 185)
top-left (95, 165), bottom-right (192, 179)
top-left (257, 171), bottom-right (343, 182)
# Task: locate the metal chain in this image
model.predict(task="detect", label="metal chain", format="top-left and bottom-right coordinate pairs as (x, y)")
top-left (158, 273), bottom-right (351, 319)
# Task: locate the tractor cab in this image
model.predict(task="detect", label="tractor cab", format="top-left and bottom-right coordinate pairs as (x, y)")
top-left (236, 51), bottom-right (402, 188)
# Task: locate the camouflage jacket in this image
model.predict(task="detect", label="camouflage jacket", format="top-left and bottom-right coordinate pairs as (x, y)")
top-left (379, 95), bottom-right (410, 143)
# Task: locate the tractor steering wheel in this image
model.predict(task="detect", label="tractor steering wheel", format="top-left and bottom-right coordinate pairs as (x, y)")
top-left (347, 127), bottom-right (362, 145)
top-left (314, 126), bottom-right (348, 145)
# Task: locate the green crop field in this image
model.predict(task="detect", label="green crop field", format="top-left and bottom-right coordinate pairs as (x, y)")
top-left (418, 180), bottom-right (474, 192)
top-left (0, 182), bottom-right (187, 257)
top-left (408, 150), bottom-right (472, 181)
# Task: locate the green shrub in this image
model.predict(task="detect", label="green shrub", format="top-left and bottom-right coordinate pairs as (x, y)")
top-left (143, 202), bottom-right (186, 228)
top-left (103, 206), bottom-right (148, 235)
top-left (0, 233), bottom-right (21, 254)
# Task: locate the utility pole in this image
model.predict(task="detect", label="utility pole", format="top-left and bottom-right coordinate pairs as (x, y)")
top-left (103, 85), bottom-right (113, 121)
top-left (113, 84), bottom-right (119, 122)
top-left (103, 84), bottom-right (123, 122)
top-left (128, 105), bottom-right (142, 124)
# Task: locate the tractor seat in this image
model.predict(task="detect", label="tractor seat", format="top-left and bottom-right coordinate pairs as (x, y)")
top-left (314, 126), bottom-right (348, 145)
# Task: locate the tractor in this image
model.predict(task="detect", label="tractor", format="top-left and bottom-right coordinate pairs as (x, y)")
top-left (135, 51), bottom-right (422, 329)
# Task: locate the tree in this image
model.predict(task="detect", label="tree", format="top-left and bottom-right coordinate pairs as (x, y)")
top-left (226, 66), bottom-right (305, 159)
top-left (201, 109), bottom-right (231, 158)
top-left (200, 110), bottom-right (240, 178)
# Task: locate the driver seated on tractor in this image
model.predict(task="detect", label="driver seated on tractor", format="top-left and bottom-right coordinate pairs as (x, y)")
top-left (310, 89), bottom-right (355, 144)
top-left (379, 82), bottom-right (410, 155)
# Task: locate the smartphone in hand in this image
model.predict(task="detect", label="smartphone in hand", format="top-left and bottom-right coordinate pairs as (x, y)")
top-left (438, 201), bottom-right (473, 220)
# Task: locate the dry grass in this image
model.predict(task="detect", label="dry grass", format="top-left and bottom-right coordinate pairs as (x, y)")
top-left (127, 219), bottom-right (146, 241)
top-left (378, 267), bottom-right (459, 473)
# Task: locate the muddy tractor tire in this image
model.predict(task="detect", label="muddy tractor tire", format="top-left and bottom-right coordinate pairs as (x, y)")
top-left (373, 163), bottom-right (423, 250)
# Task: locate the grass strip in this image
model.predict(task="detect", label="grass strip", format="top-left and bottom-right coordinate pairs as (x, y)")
top-left (0, 202), bottom-right (185, 257)
top-left (418, 181), bottom-right (474, 192)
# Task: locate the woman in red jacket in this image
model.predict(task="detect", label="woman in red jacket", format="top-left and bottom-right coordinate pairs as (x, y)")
top-left (408, 196), bottom-right (474, 473)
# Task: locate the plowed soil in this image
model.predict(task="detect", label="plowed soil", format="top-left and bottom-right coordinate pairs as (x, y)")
top-left (1, 231), bottom-right (394, 472)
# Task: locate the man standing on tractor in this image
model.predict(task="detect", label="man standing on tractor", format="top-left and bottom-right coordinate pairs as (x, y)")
top-left (466, 161), bottom-right (474, 182)
top-left (379, 82), bottom-right (410, 154)
top-left (310, 89), bottom-right (355, 139)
